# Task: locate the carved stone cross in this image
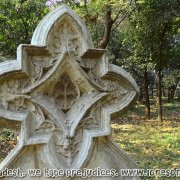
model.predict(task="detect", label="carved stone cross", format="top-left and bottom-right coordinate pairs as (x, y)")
top-left (0, 6), bottom-right (139, 179)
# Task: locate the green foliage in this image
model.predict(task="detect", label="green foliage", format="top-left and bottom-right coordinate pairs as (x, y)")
top-left (162, 48), bottom-right (180, 101)
top-left (0, 128), bottom-right (15, 141)
top-left (0, 0), bottom-right (48, 58)
top-left (123, 0), bottom-right (180, 71)
top-left (163, 70), bottom-right (179, 90)
top-left (107, 29), bottom-right (124, 64)
top-left (0, 129), bottom-right (17, 162)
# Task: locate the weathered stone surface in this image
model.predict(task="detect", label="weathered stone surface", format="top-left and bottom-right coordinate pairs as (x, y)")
top-left (0, 6), bottom-right (140, 179)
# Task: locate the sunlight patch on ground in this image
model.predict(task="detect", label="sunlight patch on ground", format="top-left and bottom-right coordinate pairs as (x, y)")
top-left (111, 120), bottom-right (180, 171)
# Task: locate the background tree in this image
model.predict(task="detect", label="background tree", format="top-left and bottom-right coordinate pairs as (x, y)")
top-left (0, 0), bottom-right (48, 58)
top-left (119, 5), bottom-right (154, 120)
top-left (163, 59), bottom-right (180, 103)
top-left (121, 0), bottom-right (180, 122)
top-left (143, 0), bottom-right (180, 122)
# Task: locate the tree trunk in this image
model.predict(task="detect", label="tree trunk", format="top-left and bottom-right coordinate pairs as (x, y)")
top-left (156, 21), bottom-right (169, 122)
top-left (157, 69), bottom-right (163, 122)
top-left (144, 69), bottom-right (150, 120)
top-left (177, 90), bottom-right (180, 102)
top-left (167, 83), bottom-right (178, 103)
top-left (98, 6), bottom-right (113, 49)
top-left (139, 85), bottom-right (144, 102)
top-left (151, 86), bottom-right (154, 99)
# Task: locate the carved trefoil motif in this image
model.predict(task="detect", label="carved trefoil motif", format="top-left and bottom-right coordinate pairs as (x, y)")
top-left (0, 6), bottom-right (140, 179)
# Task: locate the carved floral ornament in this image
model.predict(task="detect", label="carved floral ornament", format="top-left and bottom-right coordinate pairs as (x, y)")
top-left (0, 5), bottom-right (139, 175)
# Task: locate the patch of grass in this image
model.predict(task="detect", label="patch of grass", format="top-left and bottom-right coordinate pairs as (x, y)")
top-left (0, 129), bottom-right (17, 162)
top-left (112, 122), bottom-right (180, 168)
top-left (111, 101), bottom-right (180, 179)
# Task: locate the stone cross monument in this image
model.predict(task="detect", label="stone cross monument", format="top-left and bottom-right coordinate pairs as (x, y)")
top-left (0, 6), bottom-right (139, 179)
